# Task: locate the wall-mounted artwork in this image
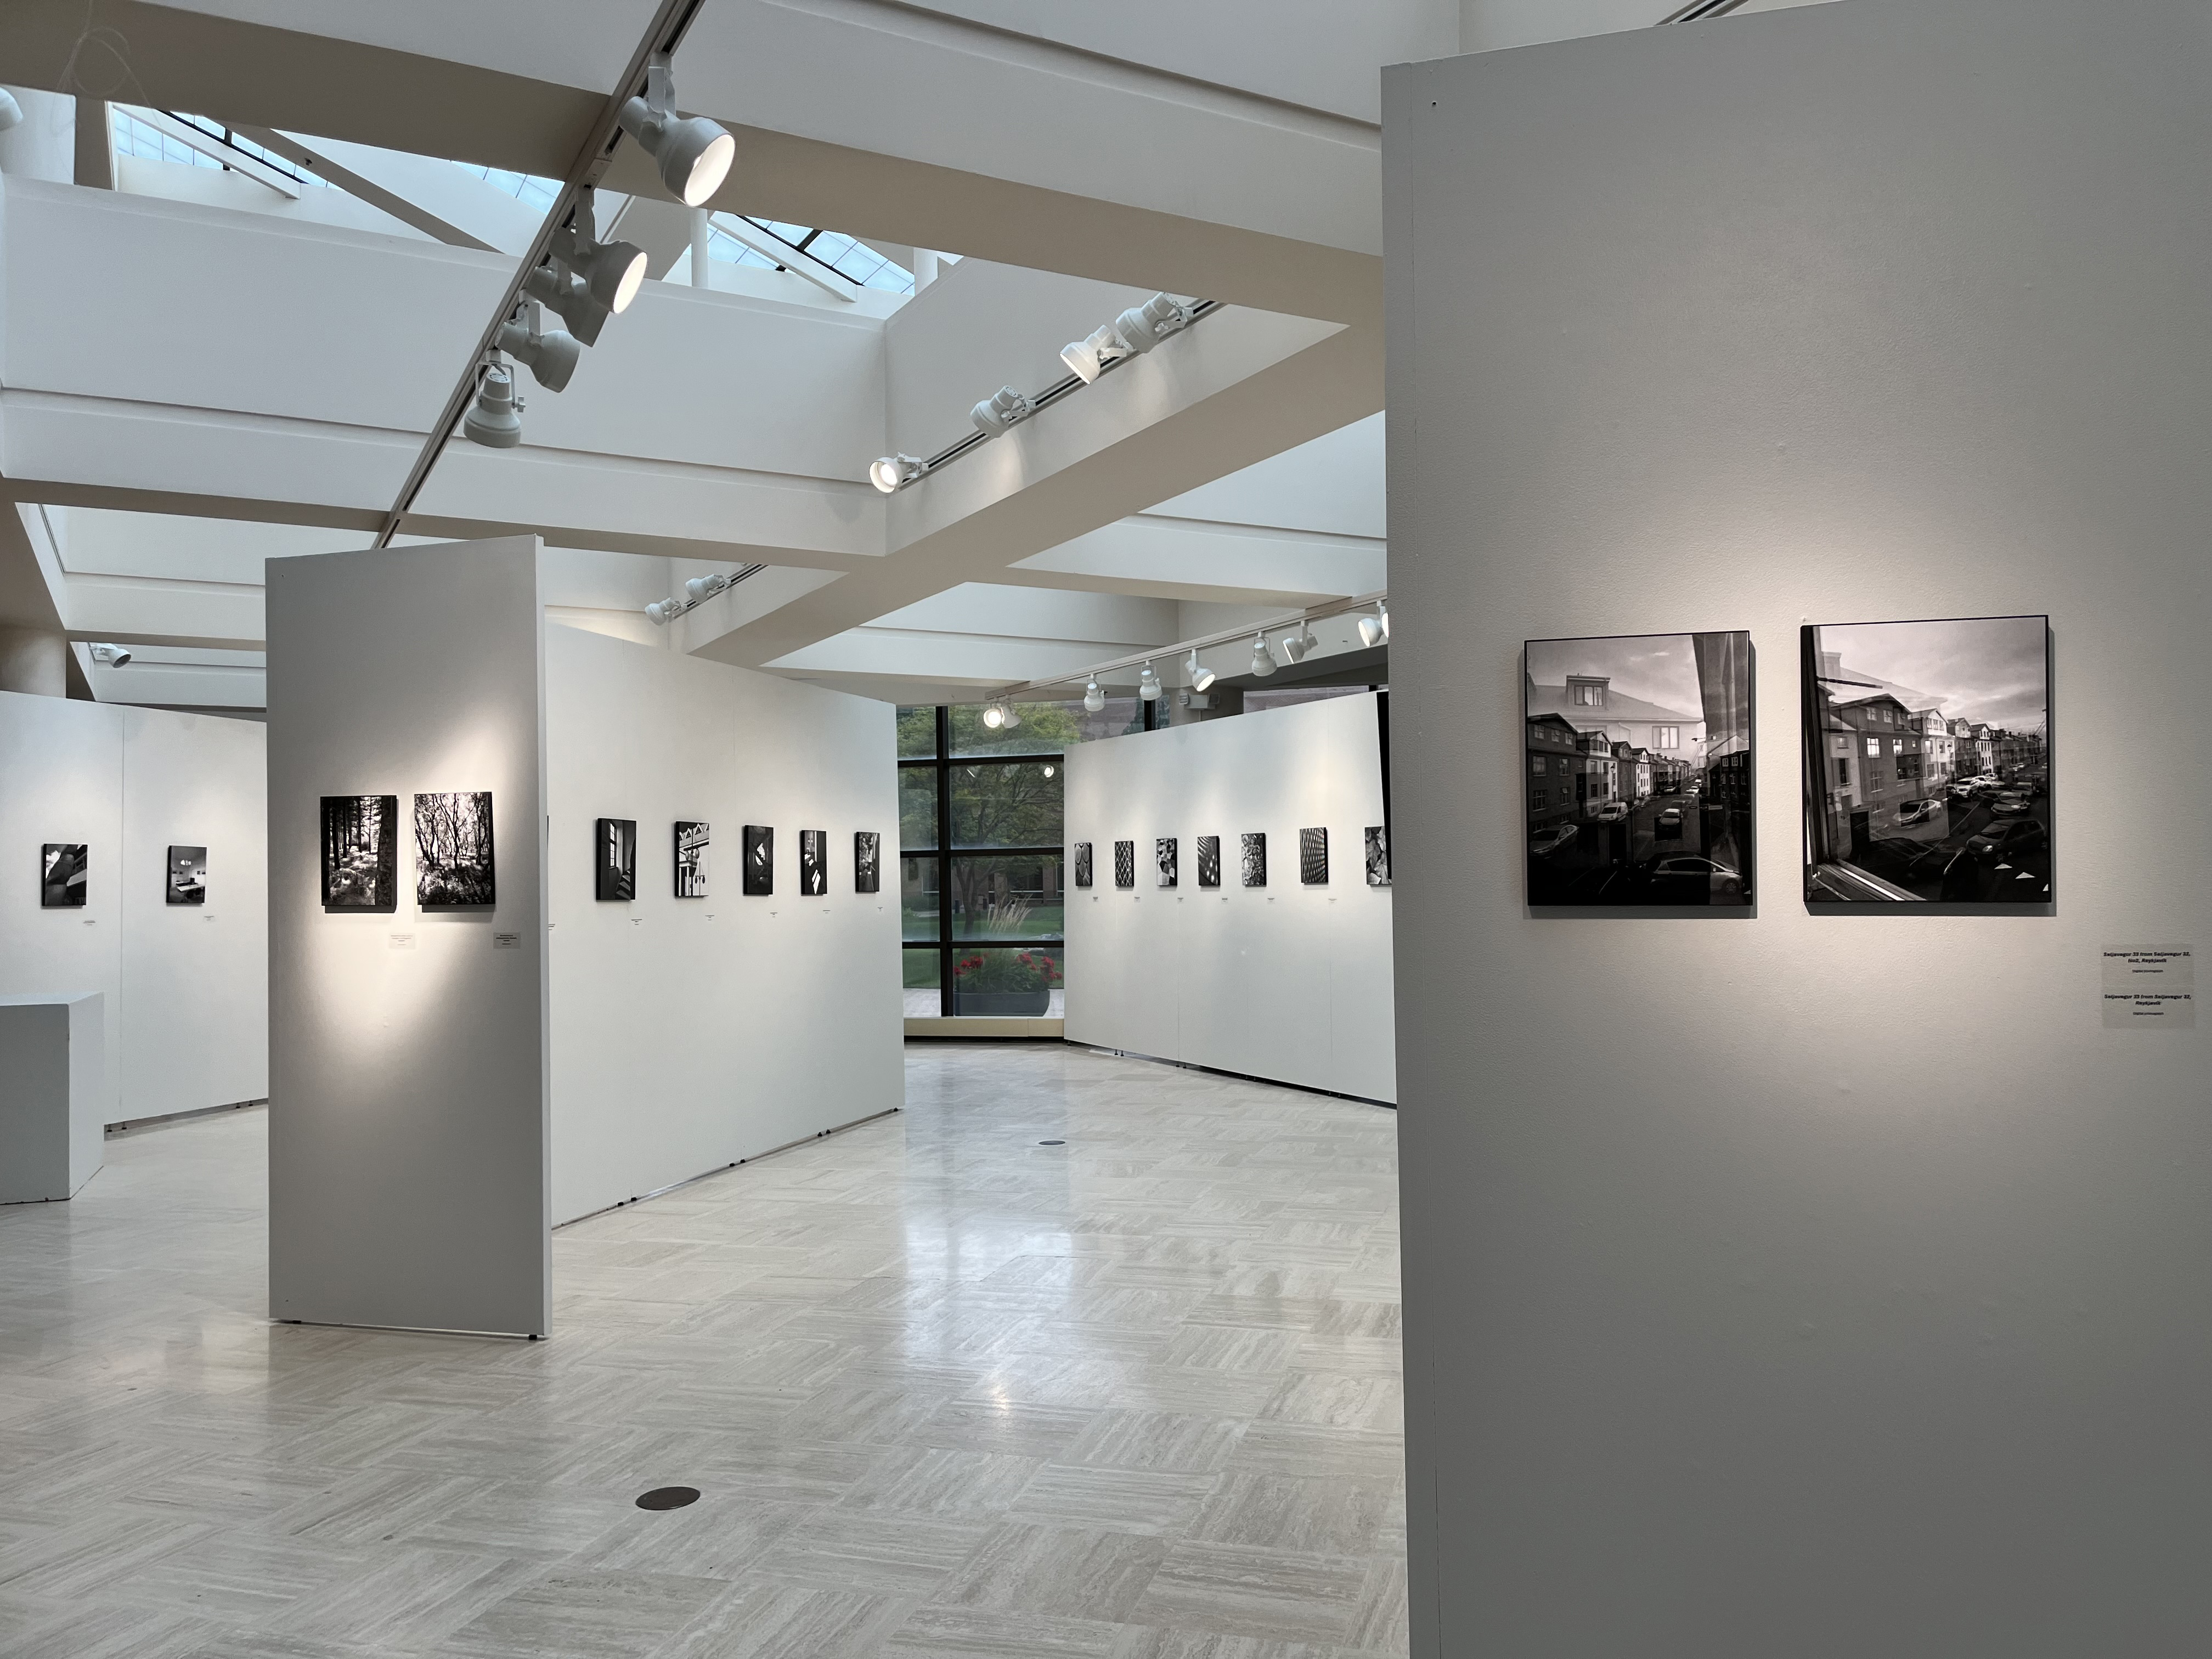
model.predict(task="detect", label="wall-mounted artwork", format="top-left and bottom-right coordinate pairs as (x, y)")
top-left (41, 843), bottom-right (88, 909)
top-left (855, 832), bottom-right (881, 895)
top-left (1802, 614), bottom-right (2049, 904)
top-left (1365, 826), bottom-right (1390, 888)
top-left (595, 817), bottom-right (636, 902)
top-left (1300, 827), bottom-right (1329, 885)
top-left (321, 795), bottom-right (397, 910)
top-left (1526, 630), bottom-right (1754, 907)
top-left (1073, 842), bottom-right (1093, 889)
top-left (743, 825), bottom-right (774, 895)
top-left (1155, 837), bottom-right (1178, 888)
top-left (674, 821), bottom-right (709, 898)
top-left (1114, 839), bottom-right (1135, 889)
top-left (1197, 836), bottom-right (1221, 889)
top-left (415, 792), bottom-right (495, 907)
top-left (166, 845), bottom-right (206, 906)
top-left (800, 830), bottom-right (828, 895)
top-left (1242, 832), bottom-right (1267, 888)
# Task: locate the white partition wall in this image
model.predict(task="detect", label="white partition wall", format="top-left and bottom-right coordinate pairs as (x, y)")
top-left (543, 624), bottom-right (902, 1224)
top-left (266, 537), bottom-right (550, 1336)
top-left (0, 691), bottom-right (266, 1127)
top-left (1385, 1), bottom-right (2212, 1652)
top-left (1065, 693), bottom-right (1394, 1102)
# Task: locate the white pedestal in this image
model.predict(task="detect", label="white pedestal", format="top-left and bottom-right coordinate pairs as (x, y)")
top-left (0, 992), bottom-right (107, 1201)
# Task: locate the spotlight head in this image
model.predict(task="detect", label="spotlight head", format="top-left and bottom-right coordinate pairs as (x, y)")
top-left (1137, 662), bottom-right (1161, 702)
top-left (618, 96), bottom-right (736, 206)
top-left (496, 314), bottom-right (582, 393)
top-left (1060, 324), bottom-right (1132, 385)
top-left (580, 237), bottom-right (648, 313)
top-left (1357, 607), bottom-right (1384, 648)
top-left (645, 598), bottom-right (681, 625)
top-left (1249, 633), bottom-right (1277, 678)
top-left (685, 573), bottom-right (729, 603)
top-left (524, 263), bottom-right (610, 347)
top-left (1042, 763), bottom-right (1055, 778)
top-left (91, 642), bottom-right (132, 667)
top-left (0, 90), bottom-right (22, 133)
top-left (461, 363), bottom-right (523, 448)
top-left (1280, 620), bottom-right (1316, 664)
top-left (1083, 677), bottom-right (1105, 713)
top-left (1379, 601), bottom-right (1391, 641)
top-left (869, 454), bottom-right (926, 494)
top-left (1186, 648), bottom-right (1216, 692)
top-left (981, 701), bottom-right (1005, 730)
top-left (971, 386), bottom-right (1036, 437)
top-left (1114, 293), bottom-right (1193, 354)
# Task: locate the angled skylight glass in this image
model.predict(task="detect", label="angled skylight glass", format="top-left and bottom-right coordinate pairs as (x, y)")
top-left (111, 109), bottom-right (220, 171)
top-left (449, 162), bottom-right (563, 215)
top-left (708, 214), bottom-right (915, 295)
top-left (112, 108), bottom-right (329, 188)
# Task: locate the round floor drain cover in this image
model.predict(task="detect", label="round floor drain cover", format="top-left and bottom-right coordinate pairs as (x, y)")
top-left (1039, 1139), bottom-right (1065, 1146)
top-left (635, 1486), bottom-right (701, 1510)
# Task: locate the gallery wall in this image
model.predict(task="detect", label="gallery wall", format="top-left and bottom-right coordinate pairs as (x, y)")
top-left (543, 623), bottom-right (904, 1224)
top-left (0, 691), bottom-right (266, 1128)
top-left (266, 536), bottom-right (549, 1337)
top-left (1064, 692), bottom-right (1395, 1103)
top-left (1384, 1), bottom-right (2212, 1652)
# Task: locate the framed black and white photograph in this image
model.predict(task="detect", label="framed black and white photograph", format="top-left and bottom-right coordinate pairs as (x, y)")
top-left (595, 817), bottom-right (637, 902)
top-left (674, 821), bottom-right (709, 898)
top-left (1300, 827), bottom-right (1329, 885)
top-left (1526, 630), bottom-right (1754, 906)
top-left (1073, 842), bottom-right (1093, 889)
top-left (1156, 837), bottom-right (1178, 888)
top-left (855, 831), bottom-right (881, 895)
top-left (800, 829), bottom-right (828, 895)
top-left (1365, 826), bottom-right (1390, 888)
top-left (41, 843), bottom-right (88, 909)
top-left (1242, 832), bottom-right (1267, 888)
top-left (743, 825), bottom-right (774, 895)
top-left (166, 845), bottom-right (206, 906)
top-left (1114, 839), bottom-right (1135, 889)
top-left (321, 795), bottom-right (397, 911)
top-left (414, 792), bottom-right (495, 907)
top-left (1197, 836), bottom-right (1221, 889)
top-left (1802, 614), bottom-right (2049, 904)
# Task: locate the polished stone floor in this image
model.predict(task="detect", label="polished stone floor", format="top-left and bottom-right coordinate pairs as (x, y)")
top-left (0, 1042), bottom-right (1405, 1658)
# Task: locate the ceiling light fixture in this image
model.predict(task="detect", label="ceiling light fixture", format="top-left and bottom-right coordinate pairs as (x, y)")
top-left (645, 597), bottom-right (682, 625)
top-left (1357, 602), bottom-right (1390, 648)
top-left (1084, 677), bottom-right (1105, 713)
top-left (1280, 619), bottom-right (1317, 664)
top-left (971, 386), bottom-right (1037, 437)
top-left (684, 572), bottom-right (730, 603)
top-left (1060, 323), bottom-right (1133, 385)
top-left (496, 302), bottom-right (582, 393)
top-left (618, 52), bottom-right (737, 206)
top-left (1137, 662), bottom-right (1161, 701)
top-left (1115, 293), bottom-right (1194, 354)
top-left (552, 191), bottom-right (647, 314)
top-left (1249, 633), bottom-right (1277, 678)
top-left (0, 91), bottom-right (22, 133)
top-left (1186, 649), bottom-right (1215, 692)
top-left (524, 262), bottom-right (611, 347)
top-left (868, 454), bottom-right (927, 494)
top-left (89, 642), bottom-right (132, 666)
top-left (461, 360), bottom-right (524, 448)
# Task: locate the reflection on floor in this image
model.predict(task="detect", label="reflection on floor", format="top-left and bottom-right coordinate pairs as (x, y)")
top-left (0, 1043), bottom-right (1405, 1657)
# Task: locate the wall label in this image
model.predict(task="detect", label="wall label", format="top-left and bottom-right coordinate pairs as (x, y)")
top-left (493, 932), bottom-right (521, 949)
top-left (388, 932), bottom-right (416, 951)
top-left (2101, 944), bottom-right (2193, 1029)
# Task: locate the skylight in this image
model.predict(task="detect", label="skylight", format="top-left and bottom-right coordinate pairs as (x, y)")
top-left (111, 108), bottom-right (329, 188)
top-left (448, 162), bottom-right (564, 215)
top-left (709, 215), bottom-right (915, 295)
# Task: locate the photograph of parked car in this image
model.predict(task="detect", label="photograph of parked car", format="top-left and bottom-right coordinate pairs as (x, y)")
top-left (1801, 614), bottom-right (2050, 903)
top-left (1525, 630), bottom-right (1754, 906)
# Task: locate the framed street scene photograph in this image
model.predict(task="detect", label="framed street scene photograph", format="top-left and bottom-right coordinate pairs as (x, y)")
top-left (799, 829), bottom-right (828, 896)
top-left (1802, 615), bottom-right (2049, 904)
top-left (41, 843), bottom-right (89, 909)
top-left (854, 831), bottom-right (881, 895)
top-left (1525, 631), bottom-right (1754, 906)
top-left (674, 821), bottom-right (709, 898)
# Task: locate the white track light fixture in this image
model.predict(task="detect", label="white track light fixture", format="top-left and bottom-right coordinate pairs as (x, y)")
top-left (645, 597), bottom-right (682, 625)
top-left (496, 302), bottom-right (582, 393)
top-left (869, 454), bottom-right (927, 494)
top-left (1084, 678), bottom-right (1105, 713)
top-left (1357, 602), bottom-right (1391, 648)
top-left (619, 53), bottom-right (737, 206)
top-left (685, 572), bottom-right (730, 603)
top-left (1115, 293), bottom-right (1194, 354)
top-left (1186, 649), bottom-right (1216, 693)
top-left (461, 359), bottom-right (524, 448)
top-left (1280, 618), bottom-right (1317, 664)
top-left (89, 642), bottom-right (132, 667)
top-left (0, 90), bottom-right (22, 133)
top-left (981, 701), bottom-right (1005, 730)
top-left (981, 698), bottom-right (1022, 730)
top-left (1249, 633), bottom-right (1277, 678)
top-left (1137, 662), bottom-right (1161, 702)
top-left (552, 194), bottom-right (647, 315)
top-left (524, 261), bottom-right (611, 347)
top-left (1060, 323), bottom-right (1133, 385)
top-left (971, 386), bottom-right (1037, 437)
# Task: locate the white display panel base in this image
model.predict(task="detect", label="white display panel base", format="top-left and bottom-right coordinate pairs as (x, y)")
top-left (0, 991), bottom-right (106, 1201)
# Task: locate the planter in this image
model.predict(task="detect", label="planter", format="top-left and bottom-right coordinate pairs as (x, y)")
top-left (951, 989), bottom-right (1051, 1016)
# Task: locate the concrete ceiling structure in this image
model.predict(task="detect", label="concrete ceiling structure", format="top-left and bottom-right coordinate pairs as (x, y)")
top-left (0, 0), bottom-right (1824, 712)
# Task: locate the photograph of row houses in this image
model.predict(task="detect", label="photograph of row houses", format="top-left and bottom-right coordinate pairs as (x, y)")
top-left (1524, 630), bottom-right (1754, 906)
top-left (1801, 615), bottom-right (2050, 903)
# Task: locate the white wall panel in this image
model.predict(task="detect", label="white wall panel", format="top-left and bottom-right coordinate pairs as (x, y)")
top-left (1064, 692), bottom-right (1394, 1102)
top-left (543, 624), bottom-right (902, 1224)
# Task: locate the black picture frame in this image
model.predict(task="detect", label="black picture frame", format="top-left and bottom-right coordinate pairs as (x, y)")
top-left (41, 843), bottom-right (88, 909)
top-left (743, 825), bottom-right (774, 895)
top-left (166, 844), bottom-right (206, 906)
top-left (1241, 832), bottom-right (1267, 888)
top-left (1073, 842), bottom-right (1093, 889)
top-left (1114, 839), bottom-right (1135, 889)
top-left (1197, 836), bottom-right (1221, 888)
top-left (674, 821), bottom-right (709, 898)
top-left (1300, 826), bottom-right (1329, 885)
top-left (1155, 837), bottom-right (1178, 889)
top-left (414, 792), bottom-right (495, 908)
top-left (799, 829), bottom-right (828, 896)
top-left (1364, 826), bottom-right (1390, 888)
top-left (595, 817), bottom-right (637, 902)
top-left (855, 831), bottom-right (881, 894)
top-left (321, 796), bottom-right (397, 911)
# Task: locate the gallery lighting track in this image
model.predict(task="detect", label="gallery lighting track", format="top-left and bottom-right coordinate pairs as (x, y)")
top-left (1657, 0), bottom-right (1754, 21)
top-left (372, 0), bottom-right (730, 545)
top-left (867, 296), bottom-right (1222, 495)
top-left (987, 588), bottom-right (1389, 704)
top-left (644, 563), bottom-right (768, 626)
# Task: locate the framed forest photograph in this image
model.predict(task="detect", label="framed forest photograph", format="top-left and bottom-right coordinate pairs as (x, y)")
top-left (321, 796), bottom-right (397, 911)
top-left (414, 792), bottom-right (495, 907)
